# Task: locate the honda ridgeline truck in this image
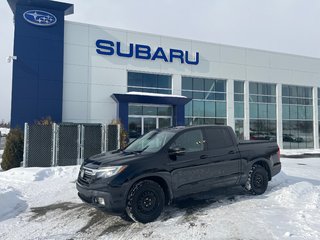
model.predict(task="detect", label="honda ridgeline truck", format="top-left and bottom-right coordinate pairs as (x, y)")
top-left (76, 125), bottom-right (281, 223)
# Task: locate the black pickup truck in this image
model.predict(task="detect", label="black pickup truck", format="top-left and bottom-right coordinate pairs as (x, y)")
top-left (77, 125), bottom-right (281, 223)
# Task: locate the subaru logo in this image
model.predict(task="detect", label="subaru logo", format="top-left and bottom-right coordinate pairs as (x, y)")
top-left (23, 10), bottom-right (57, 27)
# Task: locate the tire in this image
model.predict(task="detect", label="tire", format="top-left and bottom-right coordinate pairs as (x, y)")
top-left (244, 165), bottom-right (268, 195)
top-left (126, 180), bottom-right (165, 223)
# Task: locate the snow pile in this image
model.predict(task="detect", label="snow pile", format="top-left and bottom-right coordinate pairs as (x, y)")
top-left (0, 128), bottom-right (10, 136)
top-left (274, 182), bottom-right (320, 209)
top-left (0, 186), bottom-right (27, 221)
top-left (281, 149), bottom-right (320, 156)
top-left (0, 166), bottom-right (79, 182)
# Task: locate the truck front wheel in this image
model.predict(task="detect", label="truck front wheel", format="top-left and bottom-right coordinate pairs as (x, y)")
top-left (245, 165), bottom-right (268, 195)
top-left (126, 180), bottom-right (165, 223)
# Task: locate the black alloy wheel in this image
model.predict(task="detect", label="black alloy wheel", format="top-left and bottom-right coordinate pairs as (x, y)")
top-left (126, 180), bottom-right (165, 223)
top-left (245, 164), bottom-right (268, 195)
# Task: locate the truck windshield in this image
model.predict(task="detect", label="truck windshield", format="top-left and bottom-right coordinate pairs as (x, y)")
top-left (124, 130), bottom-right (175, 153)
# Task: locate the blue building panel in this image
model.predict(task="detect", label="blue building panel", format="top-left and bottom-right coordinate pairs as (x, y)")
top-left (38, 39), bottom-right (64, 61)
top-left (38, 99), bottom-right (63, 120)
top-left (13, 35), bottom-right (41, 61)
top-left (8, 0), bottom-right (73, 128)
top-left (38, 80), bottom-right (63, 100)
top-left (13, 60), bottom-right (38, 79)
top-left (38, 61), bottom-right (63, 82)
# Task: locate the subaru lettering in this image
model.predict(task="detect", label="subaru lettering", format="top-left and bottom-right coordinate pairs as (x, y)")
top-left (96, 39), bottom-right (200, 65)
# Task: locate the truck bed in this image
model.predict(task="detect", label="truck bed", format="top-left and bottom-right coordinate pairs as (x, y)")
top-left (237, 140), bottom-right (279, 162)
top-left (239, 140), bottom-right (272, 145)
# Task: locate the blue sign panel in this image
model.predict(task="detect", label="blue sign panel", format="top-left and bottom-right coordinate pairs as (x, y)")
top-left (23, 10), bottom-right (57, 26)
top-left (96, 39), bottom-right (200, 65)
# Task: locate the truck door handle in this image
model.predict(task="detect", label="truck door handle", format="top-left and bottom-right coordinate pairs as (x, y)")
top-left (228, 150), bottom-right (235, 154)
top-left (200, 155), bottom-right (208, 159)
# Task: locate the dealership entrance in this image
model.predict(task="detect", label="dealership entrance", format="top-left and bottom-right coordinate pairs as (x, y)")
top-left (128, 104), bottom-right (172, 138)
top-left (112, 92), bottom-right (191, 138)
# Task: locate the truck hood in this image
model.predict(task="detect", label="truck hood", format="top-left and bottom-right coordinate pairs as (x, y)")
top-left (83, 150), bottom-right (149, 169)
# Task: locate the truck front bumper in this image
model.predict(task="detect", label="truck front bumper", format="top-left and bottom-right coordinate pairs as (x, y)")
top-left (76, 181), bottom-right (126, 215)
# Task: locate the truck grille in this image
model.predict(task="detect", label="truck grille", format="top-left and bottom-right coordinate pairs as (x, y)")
top-left (78, 167), bottom-right (94, 186)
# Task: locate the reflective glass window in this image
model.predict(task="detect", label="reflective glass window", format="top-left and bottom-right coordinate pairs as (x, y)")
top-left (235, 102), bottom-right (244, 119)
top-left (234, 81), bottom-right (244, 93)
top-left (234, 81), bottom-right (244, 120)
top-left (193, 78), bottom-right (204, 91)
top-left (182, 77), bottom-right (227, 125)
top-left (215, 80), bottom-right (226, 92)
top-left (216, 102), bottom-right (226, 118)
top-left (282, 85), bottom-right (313, 149)
top-left (182, 77), bottom-right (193, 90)
top-left (249, 82), bottom-right (276, 139)
top-left (193, 101), bottom-right (205, 117)
top-left (235, 120), bottom-right (244, 140)
top-left (205, 101), bottom-right (215, 117)
top-left (128, 72), bottom-right (171, 94)
top-left (205, 79), bottom-right (215, 91)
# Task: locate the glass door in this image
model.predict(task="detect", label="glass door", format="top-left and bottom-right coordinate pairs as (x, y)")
top-left (128, 104), bottom-right (173, 140)
top-left (143, 118), bottom-right (157, 135)
top-left (128, 117), bottom-right (142, 139)
top-left (159, 117), bottom-right (172, 129)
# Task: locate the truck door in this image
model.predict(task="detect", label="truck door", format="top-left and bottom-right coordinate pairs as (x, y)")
top-left (202, 127), bottom-right (241, 188)
top-left (168, 128), bottom-right (208, 197)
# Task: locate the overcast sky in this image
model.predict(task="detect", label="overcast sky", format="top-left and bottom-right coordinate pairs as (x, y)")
top-left (1, 0), bottom-right (320, 123)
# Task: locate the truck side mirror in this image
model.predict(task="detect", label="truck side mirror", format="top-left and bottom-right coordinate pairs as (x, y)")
top-left (168, 147), bottom-right (186, 156)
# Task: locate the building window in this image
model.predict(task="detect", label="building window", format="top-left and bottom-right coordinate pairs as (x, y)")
top-left (182, 77), bottom-right (227, 126)
top-left (282, 85), bottom-right (313, 149)
top-left (234, 81), bottom-right (244, 140)
top-left (249, 82), bottom-right (276, 141)
top-left (128, 72), bottom-right (172, 94)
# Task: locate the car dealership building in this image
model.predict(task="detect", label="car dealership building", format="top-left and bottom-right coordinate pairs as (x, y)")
top-left (7, 0), bottom-right (320, 149)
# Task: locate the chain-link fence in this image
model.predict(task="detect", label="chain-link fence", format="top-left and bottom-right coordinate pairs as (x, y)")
top-left (24, 123), bottom-right (120, 167)
top-left (82, 124), bottom-right (104, 160)
top-left (0, 136), bottom-right (6, 151)
top-left (26, 125), bottom-right (53, 167)
top-left (0, 134), bottom-right (6, 161)
top-left (56, 124), bottom-right (80, 166)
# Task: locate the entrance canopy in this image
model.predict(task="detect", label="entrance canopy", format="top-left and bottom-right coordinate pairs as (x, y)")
top-left (112, 92), bottom-right (191, 130)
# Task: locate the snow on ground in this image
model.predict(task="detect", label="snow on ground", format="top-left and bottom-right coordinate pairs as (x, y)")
top-left (0, 128), bottom-right (10, 136)
top-left (0, 150), bottom-right (3, 168)
top-left (0, 158), bottom-right (320, 240)
top-left (281, 149), bottom-right (320, 156)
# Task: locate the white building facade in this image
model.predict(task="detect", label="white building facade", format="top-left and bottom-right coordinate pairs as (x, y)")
top-left (62, 21), bottom-right (320, 149)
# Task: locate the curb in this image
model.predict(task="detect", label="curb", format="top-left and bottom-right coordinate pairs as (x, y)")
top-left (281, 153), bottom-right (320, 159)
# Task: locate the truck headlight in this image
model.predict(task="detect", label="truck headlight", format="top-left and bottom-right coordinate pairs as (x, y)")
top-left (95, 166), bottom-right (127, 178)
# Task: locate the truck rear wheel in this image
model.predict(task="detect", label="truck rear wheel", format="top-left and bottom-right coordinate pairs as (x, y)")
top-left (126, 180), bottom-right (165, 223)
top-left (245, 165), bottom-right (268, 195)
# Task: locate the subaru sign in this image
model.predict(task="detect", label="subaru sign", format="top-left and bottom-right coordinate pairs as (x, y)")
top-left (23, 10), bottom-right (57, 27)
top-left (96, 39), bottom-right (200, 65)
